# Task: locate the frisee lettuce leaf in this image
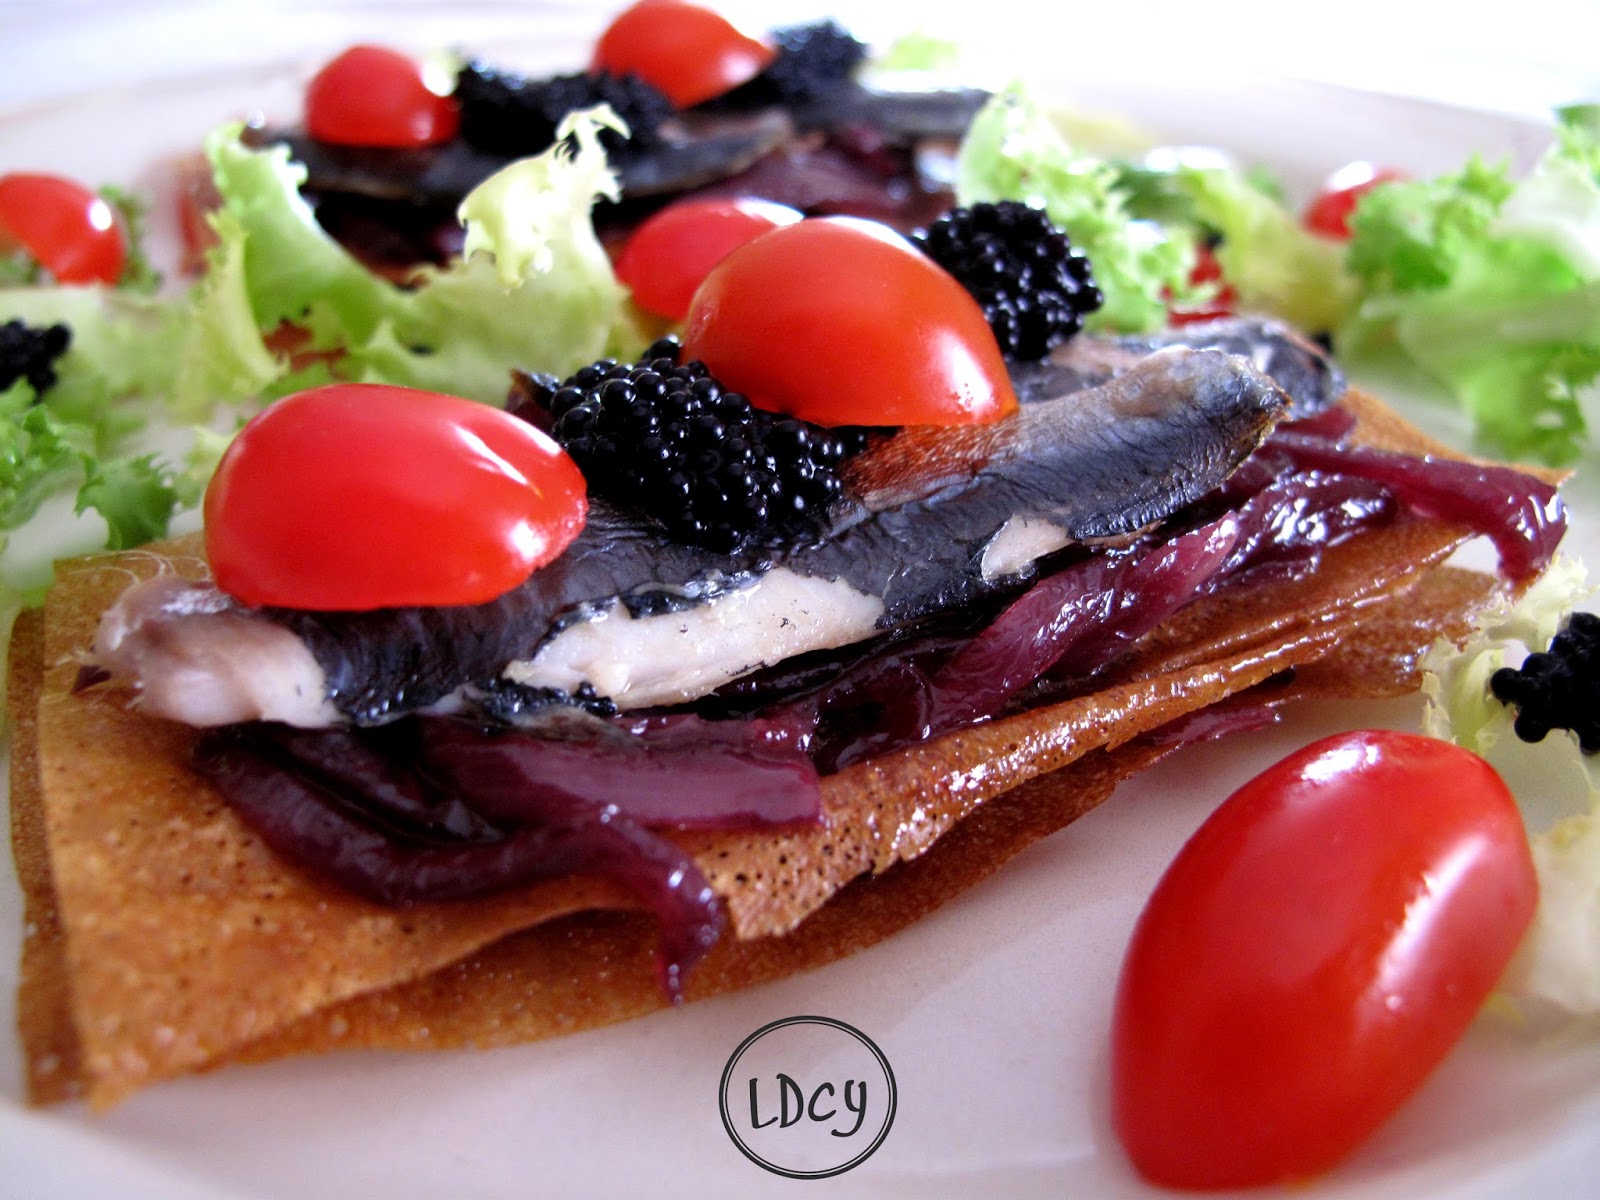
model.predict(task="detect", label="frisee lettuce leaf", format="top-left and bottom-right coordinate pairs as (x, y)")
top-left (357, 107), bottom-right (639, 397)
top-left (0, 379), bottom-right (183, 561)
top-left (75, 453), bottom-right (180, 550)
top-left (1420, 556), bottom-right (1600, 1015)
top-left (0, 383), bottom-right (90, 536)
top-left (198, 111), bottom-right (638, 405)
top-left (1342, 107), bottom-right (1600, 466)
top-left (1174, 165), bottom-right (1357, 335)
top-left (954, 84), bottom-right (1197, 333)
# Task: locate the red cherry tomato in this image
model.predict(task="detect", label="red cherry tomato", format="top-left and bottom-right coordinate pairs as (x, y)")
top-left (1166, 242), bottom-right (1236, 326)
top-left (0, 173), bottom-right (126, 285)
top-left (616, 196), bottom-right (802, 322)
top-left (591, 0), bottom-right (774, 108)
top-left (681, 217), bottom-right (1018, 427)
top-left (1112, 730), bottom-right (1537, 1190)
top-left (204, 384), bottom-right (587, 611)
top-left (305, 45), bottom-right (460, 148)
top-left (1303, 162), bottom-right (1408, 239)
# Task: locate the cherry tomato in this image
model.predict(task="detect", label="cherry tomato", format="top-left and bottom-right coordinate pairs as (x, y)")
top-left (0, 172), bottom-right (126, 285)
top-left (305, 45), bottom-right (460, 148)
top-left (1166, 242), bottom-right (1236, 326)
top-left (616, 196), bottom-right (802, 322)
top-left (681, 217), bottom-right (1018, 427)
top-left (1111, 730), bottom-right (1537, 1190)
top-left (591, 0), bottom-right (774, 108)
top-left (204, 384), bottom-right (587, 611)
top-left (1303, 162), bottom-right (1408, 239)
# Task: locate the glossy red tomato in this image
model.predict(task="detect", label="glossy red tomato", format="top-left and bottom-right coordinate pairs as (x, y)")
top-left (1303, 162), bottom-right (1408, 239)
top-left (591, 0), bottom-right (773, 108)
top-left (1111, 729), bottom-right (1537, 1190)
top-left (0, 172), bottom-right (126, 285)
top-left (616, 196), bottom-right (802, 321)
top-left (681, 217), bottom-right (1018, 427)
top-left (1166, 242), bottom-right (1236, 326)
top-left (205, 384), bottom-right (587, 611)
top-left (305, 45), bottom-right (460, 148)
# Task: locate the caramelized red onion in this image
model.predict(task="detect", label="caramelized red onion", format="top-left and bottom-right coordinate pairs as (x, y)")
top-left (926, 516), bottom-right (1242, 734)
top-left (191, 714), bottom-right (827, 1000)
top-left (1267, 433), bottom-right (1565, 581)
top-left (416, 715), bottom-right (821, 830)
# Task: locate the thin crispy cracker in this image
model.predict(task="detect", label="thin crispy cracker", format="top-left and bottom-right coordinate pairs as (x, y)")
top-left (8, 389), bottom-right (1552, 1105)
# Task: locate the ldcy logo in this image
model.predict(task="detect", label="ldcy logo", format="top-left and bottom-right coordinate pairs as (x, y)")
top-left (719, 1015), bottom-right (897, 1179)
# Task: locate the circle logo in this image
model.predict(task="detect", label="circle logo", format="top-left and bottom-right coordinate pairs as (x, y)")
top-left (719, 1016), bottom-right (897, 1179)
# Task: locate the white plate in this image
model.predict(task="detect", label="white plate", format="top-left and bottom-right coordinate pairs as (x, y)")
top-left (4, 5), bottom-right (1600, 1197)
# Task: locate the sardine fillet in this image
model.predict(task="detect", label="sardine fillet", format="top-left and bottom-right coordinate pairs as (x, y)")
top-left (89, 346), bottom-right (1286, 727)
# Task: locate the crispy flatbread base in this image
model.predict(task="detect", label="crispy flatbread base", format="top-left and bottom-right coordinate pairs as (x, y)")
top-left (7, 389), bottom-right (1551, 1107)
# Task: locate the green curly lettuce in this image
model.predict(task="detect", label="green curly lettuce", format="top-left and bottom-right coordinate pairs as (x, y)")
top-left (361, 107), bottom-right (640, 396)
top-left (1173, 165), bottom-right (1357, 335)
top-left (1341, 106), bottom-right (1600, 466)
top-left (197, 110), bottom-right (639, 404)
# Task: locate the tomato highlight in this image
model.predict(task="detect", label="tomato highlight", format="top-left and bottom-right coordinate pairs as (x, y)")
top-left (681, 217), bottom-right (1018, 427)
top-left (616, 196), bottom-right (802, 322)
top-left (1111, 729), bottom-right (1537, 1190)
top-left (204, 384), bottom-right (587, 611)
top-left (305, 45), bottom-right (460, 148)
top-left (1303, 162), bottom-right (1408, 239)
top-left (591, 0), bottom-right (774, 108)
top-left (0, 172), bottom-right (127, 285)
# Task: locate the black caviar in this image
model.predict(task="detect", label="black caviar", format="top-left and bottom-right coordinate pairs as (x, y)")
top-left (715, 19), bottom-right (867, 108)
top-left (915, 200), bottom-right (1103, 361)
top-left (454, 63), bottom-right (674, 158)
top-left (0, 318), bottom-right (71, 396)
top-left (1490, 611), bottom-right (1600, 752)
top-left (524, 338), bottom-right (857, 552)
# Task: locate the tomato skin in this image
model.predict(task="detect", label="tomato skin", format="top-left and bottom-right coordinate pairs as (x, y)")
top-left (681, 217), bottom-right (1018, 427)
top-left (1166, 242), bottom-right (1236, 326)
top-left (591, 0), bottom-right (774, 108)
top-left (0, 173), bottom-right (126, 285)
top-left (616, 196), bottom-right (802, 322)
top-left (204, 384), bottom-right (587, 611)
top-left (305, 45), bottom-right (460, 148)
top-left (1303, 162), bottom-right (1408, 239)
top-left (1111, 730), bottom-right (1536, 1191)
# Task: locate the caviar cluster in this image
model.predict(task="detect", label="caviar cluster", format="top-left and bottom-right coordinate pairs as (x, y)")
top-left (0, 318), bottom-right (71, 396)
top-left (453, 63), bottom-right (673, 158)
top-left (530, 339), bottom-right (854, 552)
top-left (717, 19), bottom-right (867, 108)
top-left (915, 201), bottom-right (1103, 361)
top-left (1490, 612), bottom-right (1600, 753)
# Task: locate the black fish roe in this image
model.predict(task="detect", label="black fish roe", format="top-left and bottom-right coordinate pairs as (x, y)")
top-left (529, 337), bottom-right (854, 552)
top-left (0, 318), bottom-right (71, 396)
top-left (1489, 611), bottom-right (1600, 753)
top-left (915, 200), bottom-right (1103, 361)
top-left (722, 20), bottom-right (867, 107)
top-left (453, 63), bottom-right (674, 158)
